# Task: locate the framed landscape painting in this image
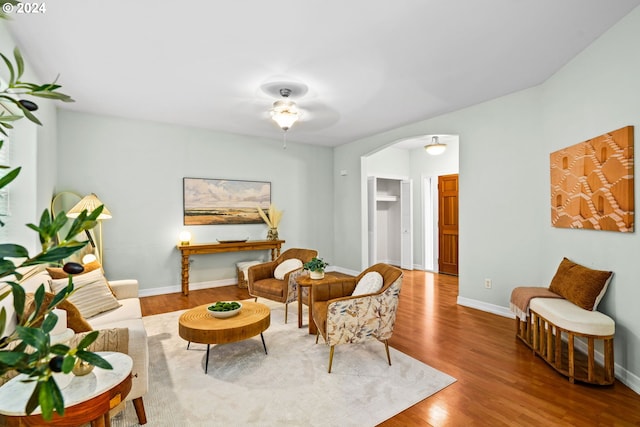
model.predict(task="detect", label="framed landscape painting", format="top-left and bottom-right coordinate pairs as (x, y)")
top-left (183, 178), bottom-right (271, 225)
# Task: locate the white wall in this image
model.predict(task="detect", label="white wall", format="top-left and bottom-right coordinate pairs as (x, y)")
top-left (56, 111), bottom-right (335, 294)
top-left (333, 6), bottom-right (640, 389)
top-left (0, 22), bottom-right (58, 253)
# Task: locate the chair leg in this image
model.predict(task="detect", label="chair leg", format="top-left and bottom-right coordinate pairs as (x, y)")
top-left (384, 340), bottom-right (392, 366)
top-left (315, 329), bottom-right (319, 344)
top-left (328, 345), bottom-right (335, 373)
top-left (284, 303), bottom-right (288, 324)
top-left (133, 397), bottom-right (147, 425)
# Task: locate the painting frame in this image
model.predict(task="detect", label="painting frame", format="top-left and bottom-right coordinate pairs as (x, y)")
top-left (550, 126), bottom-right (634, 232)
top-left (183, 177), bottom-right (271, 225)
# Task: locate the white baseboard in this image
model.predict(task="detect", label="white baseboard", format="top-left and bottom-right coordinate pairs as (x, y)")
top-left (456, 296), bottom-right (514, 319)
top-left (457, 296), bottom-right (640, 395)
top-left (138, 278), bottom-right (237, 297)
top-left (327, 265), bottom-right (359, 276)
top-left (138, 265), bottom-right (358, 298)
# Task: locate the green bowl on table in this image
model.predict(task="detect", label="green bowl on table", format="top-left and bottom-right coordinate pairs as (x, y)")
top-left (207, 301), bottom-right (242, 318)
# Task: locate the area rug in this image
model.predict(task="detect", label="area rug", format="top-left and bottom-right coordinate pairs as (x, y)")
top-left (112, 303), bottom-right (455, 426)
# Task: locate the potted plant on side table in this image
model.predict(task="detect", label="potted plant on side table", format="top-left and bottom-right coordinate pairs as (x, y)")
top-left (303, 257), bottom-right (329, 280)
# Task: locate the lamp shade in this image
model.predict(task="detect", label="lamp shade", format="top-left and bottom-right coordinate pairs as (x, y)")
top-left (424, 136), bottom-right (447, 155)
top-left (179, 231), bottom-right (192, 245)
top-left (271, 99), bottom-right (299, 130)
top-left (66, 193), bottom-right (112, 219)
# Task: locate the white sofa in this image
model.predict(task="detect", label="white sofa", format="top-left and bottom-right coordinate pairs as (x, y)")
top-left (1, 266), bottom-right (149, 424)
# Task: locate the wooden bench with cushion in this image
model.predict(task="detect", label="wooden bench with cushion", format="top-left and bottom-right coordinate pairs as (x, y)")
top-left (511, 257), bottom-right (614, 385)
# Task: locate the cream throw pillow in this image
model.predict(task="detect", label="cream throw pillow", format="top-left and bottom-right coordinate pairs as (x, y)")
top-left (274, 258), bottom-right (303, 280)
top-left (49, 269), bottom-right (121, 319)
top-left (352, 272), bottom-right (384, 296)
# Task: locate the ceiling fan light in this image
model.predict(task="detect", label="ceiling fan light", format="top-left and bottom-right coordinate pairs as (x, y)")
top-left (271, 99), bottom-right (299, 130)
top-left (424, 136), bottom-right (446, 155)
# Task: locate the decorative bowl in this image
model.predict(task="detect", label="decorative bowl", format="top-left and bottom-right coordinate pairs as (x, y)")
top-left (207, 301), bottom-right (242, 318)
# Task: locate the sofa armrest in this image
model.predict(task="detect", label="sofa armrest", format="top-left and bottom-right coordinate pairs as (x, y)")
top-left (108, 279), bottom-right (139, 300)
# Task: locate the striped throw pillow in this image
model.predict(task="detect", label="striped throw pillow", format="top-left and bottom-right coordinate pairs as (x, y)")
top-left (49, 269), bottom-right (121, 319)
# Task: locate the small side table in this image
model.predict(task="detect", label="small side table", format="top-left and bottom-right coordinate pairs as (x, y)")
top-left (0, 352), bottom-right (133, 427)
top-left (296, 273), bottom-right (342, 335)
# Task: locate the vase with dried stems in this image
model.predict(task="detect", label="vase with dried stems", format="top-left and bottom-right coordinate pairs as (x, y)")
top-left (257, 204), bottom-right (283, 240)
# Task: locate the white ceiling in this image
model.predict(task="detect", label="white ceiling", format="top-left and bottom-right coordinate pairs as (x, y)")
top-left (6, 1), bottom-right (640, 148)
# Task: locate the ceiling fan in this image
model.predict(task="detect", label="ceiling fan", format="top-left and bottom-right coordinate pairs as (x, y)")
top-left (259, 80), bottom-right (339, 148)
top-left (260, 81), bottom-right (307, 148)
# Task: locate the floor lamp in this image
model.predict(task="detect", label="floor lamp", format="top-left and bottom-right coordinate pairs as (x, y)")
top-left (66, 193), bottom-right (112, 265)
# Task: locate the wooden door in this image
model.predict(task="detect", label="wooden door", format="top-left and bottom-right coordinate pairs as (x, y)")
top-left (438, 174), bottom-right (459, 275)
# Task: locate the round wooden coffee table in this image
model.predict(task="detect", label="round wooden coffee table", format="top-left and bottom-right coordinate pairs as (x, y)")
top-left (178, 301), bottom-right (270, 373)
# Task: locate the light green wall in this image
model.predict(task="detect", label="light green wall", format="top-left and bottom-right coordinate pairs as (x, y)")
top-left (56, 111), bottom-right (334, 292)
top-left (333, 6), bottom-right (640, 386)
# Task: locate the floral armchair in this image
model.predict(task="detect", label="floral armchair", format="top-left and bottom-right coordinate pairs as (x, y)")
top-left (311, 263), bottom-right (403, 373)
top-left (247, 248), bottom-right (317, 323)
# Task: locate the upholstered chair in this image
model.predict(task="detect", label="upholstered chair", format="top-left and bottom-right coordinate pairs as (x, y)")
top-left (311, 263), bottom-right (403, 373)
top-left (247, 248), bottom-right (318, 323)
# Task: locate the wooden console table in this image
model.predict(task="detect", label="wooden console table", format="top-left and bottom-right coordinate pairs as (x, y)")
top-left (176, 240), bottom-right (284, 295)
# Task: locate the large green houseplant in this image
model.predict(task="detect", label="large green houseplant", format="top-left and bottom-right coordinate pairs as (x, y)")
top-left (0, 32), bottom-right (111, 420)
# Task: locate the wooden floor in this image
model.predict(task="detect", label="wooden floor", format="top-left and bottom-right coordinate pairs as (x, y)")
top-left (140, 270), bottom-right (640, 426)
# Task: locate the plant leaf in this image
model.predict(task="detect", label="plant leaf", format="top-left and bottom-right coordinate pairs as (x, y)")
top-left (61, 355), bottom-right (75, 373)
top-left (8, 282), bottom-right (25, 318)
top-left (0, 305), bottom-right (5, 336)
top-left (0, 243), bottom-right (28, 258)
top-left (76, 330), bottom-right (99, 349)
top-left (0, 260), bottom-right (17, 278)
top-left (47, 283), bottom-right (74, 311)
top-left (25, 381), bottom-right (42, 415)
top-left (0, 52), bottom-right (15, 86)
top-left (41, 310), bottom-right (57, 334)
top-left (50, 343), bottom-right (70, 355)
top-left (0, 166), bottom-right (20, 190)
top-left (13, 47), bottom-right (24, 79)
top-left (0, 350), bottom-right (25, 365)
top-left (22, 243), bottom-right (88, 265)
top-left (38, 378), bottom-right (58, 420)
top-left (76, 349), bottom-right (113, 370)
top-left (49, 376), bottom-right (65, 416)
top-left (16, 326), bottom-right (47, 351)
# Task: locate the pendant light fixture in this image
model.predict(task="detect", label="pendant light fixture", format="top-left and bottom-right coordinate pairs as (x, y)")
top-left (424, 136), bottom-right (447, 155)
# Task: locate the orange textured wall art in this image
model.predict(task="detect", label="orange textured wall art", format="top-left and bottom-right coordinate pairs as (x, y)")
top-left (550, 126), bottom-right (634, 232)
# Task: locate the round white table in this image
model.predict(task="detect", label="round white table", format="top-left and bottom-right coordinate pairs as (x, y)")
top-left (0, 351), bottom-right (132, 426)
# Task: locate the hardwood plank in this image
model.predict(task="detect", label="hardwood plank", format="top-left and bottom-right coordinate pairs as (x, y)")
top-left (140, 270), bottom-right (640, 425)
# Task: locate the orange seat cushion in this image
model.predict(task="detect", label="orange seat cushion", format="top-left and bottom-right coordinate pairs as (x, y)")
top-left (253, 278), bottom-right (285, 299)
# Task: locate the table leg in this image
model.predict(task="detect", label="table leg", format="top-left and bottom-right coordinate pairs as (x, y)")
top-left (298, 285), bottom-right (303, 328)
top-left (181, 253), bottom-right (190, 296)
top-left (260, 333), bottom-right (268, 354)
top-left (308, 300), bottom-right (317, 335)
top-left (205, 344), bottom-right (210, 374)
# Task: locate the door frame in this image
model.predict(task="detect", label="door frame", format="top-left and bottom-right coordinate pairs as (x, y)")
top-left (362, 172), bottom-right (412, 270)
top-left (421, 174), bottom-right (438, 272)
